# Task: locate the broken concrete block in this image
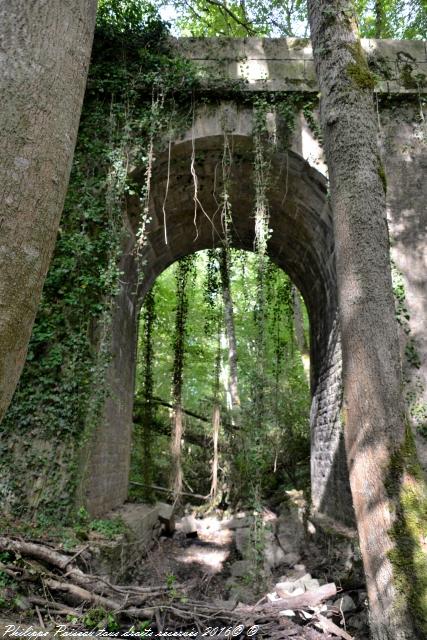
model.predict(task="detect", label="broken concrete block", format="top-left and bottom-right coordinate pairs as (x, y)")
top-left (264, 541), bottom-right (286, 569)
top-left (157, 502), bottom-right (175, 535)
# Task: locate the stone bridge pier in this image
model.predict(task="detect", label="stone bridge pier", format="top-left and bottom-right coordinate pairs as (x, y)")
top-left (81, 38), bottom-right (427, 526)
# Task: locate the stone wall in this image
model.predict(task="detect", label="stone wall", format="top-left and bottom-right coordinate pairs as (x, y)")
top-left (83, 103), bottom-right (354, 525)
top-left (175, 37), bottom-right (427, 94)
top-left (381, 100), bottom-right (427, 467)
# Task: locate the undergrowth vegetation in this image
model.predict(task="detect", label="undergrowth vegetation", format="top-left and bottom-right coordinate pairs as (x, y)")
top-left (131, 250), bottom-right (311, 507)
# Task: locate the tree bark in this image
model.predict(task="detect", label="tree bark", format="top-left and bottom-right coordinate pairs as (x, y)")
top-left (219, 247), bottom-right (240, 418)
top-left (171, 404), bottom-right (184, 500)
top-left (307, 2), bottom-right (424, 638)
top-left (292, 286), bottom-right (308, 355)
top-left (210, 327), bottom-right (222, 500)
top-left (141, 288), bottom-right (155, 501)
top-left (0, 1), bottom-right (97, 422)
top-left (170, 258), bottom-right (193, 502)
top-left (210, 402), bottom-right (220, 499)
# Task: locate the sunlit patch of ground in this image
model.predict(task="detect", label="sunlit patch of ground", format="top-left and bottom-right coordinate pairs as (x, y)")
top-left (175, 516), bottom-right (233, 574)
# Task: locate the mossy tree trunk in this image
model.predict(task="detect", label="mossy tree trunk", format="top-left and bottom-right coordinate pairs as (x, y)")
top-left (308, 1), bottom-right (426, 638)
top-left (219, 248), bottom-right (240, 421)
top-left (141, 288), bottom-right (156, 502)
top-left (0, 0), bottom-right (97, 423)
top-left (170, 257), bottom-right (193, 503)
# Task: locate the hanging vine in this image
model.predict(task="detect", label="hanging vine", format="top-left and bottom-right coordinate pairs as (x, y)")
top-left (248, 98), bottom-right (273, 493)
top-left (140, 287), bottom-right (156, 502)
top-left (0, 7), bottom-right (199, 522)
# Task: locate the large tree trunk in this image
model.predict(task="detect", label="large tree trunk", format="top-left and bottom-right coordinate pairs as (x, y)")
top-left (307, 2), bottom-right (426, 639)
top-left (210, 402), bottom-right (220, 500)
top-left (292, 286), bottom-right (308, 356)
top-left (210, 329), bottom-right (222, 500)
top-left (170, 257), bottom-right (193, 502)
top-left (141, 288), bottom-right (155, 501)
top-left (0, 1), bottom-right (97, 422)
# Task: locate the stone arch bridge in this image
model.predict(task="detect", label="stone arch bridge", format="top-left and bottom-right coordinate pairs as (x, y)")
top-left (82, 37), bottom-right (427, 527)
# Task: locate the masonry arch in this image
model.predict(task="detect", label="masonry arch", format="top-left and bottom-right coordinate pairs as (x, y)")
top-left (83, 104), bottom-right (353, 526)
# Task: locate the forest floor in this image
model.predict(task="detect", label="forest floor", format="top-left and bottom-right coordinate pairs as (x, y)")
top-left (0, 503), bottom-right (370, 640)
top-left (117, 504), bottom-right (370, 640)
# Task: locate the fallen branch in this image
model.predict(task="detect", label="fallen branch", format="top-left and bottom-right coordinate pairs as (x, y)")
top-left (130, 482), bottom-right (209, 501)
top-left (314, 613), bottom-right (354, 640)
top-left (235, 583), bottom-right (337, 617)
top-left (0, 534), bottom-right (347, 639)
top-left (135, 396), bottom-right (236, 431)
top-left (28, 595), bottom-right (82, 617)
top-left (273, 582), bottom-right (338, 610)
top-left (44, 578), bottom-right (121, 611)
top-left (0, 536), bottom-right (74, 571)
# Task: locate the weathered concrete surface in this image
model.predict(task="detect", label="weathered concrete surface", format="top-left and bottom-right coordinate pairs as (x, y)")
top-left (78, 223), bottom-right (139, 515)
top-left (380, 102), bottom-right (427, 467)
top-left (88, 502), bottom-right (163, 581)
top-left (175, 37), bottom-right (427, 93)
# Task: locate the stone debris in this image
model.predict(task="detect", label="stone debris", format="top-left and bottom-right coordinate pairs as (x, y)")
top-left (221, 514), bottom-right (252, 529)
top-left (230, 559), bottom-right (252, 577)
top-left (336, 594), bottom-right (357, 613)
top-left (157, 501), bottom-right (175, 535)
top-left (179, 514), bottom-right (198, 537)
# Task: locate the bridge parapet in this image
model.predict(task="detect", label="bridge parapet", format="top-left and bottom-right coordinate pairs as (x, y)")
top-left (175, 37), bottom-right (427, 93)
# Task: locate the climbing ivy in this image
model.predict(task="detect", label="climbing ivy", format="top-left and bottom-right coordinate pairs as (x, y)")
top-left (0, 6), bottom-right (199, 523)
top-left (7, 2), bottom-right (418, 526)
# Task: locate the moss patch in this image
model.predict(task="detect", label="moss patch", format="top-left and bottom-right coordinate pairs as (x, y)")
top-left (346, 41), bottom-right (377, 90)
top-left (386, 425), bottom-right (427, 636)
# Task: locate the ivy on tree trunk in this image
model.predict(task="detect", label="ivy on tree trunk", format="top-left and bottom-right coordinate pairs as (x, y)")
top-left (170, 256), bottom-right (194, 503)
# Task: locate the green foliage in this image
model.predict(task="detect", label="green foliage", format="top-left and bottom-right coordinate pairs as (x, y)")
top-left (0, 3), bottom-right (199, 522)
top-left (355, 0), bottom-right (427, 39)
top-left (172, 257), bottom-right (197, 403)
top-left (158, 0), bottom-right (426, 39)
top-left (172, 0), bottom-right (307, 37)
top-left (73, 507), bottom-right (127, 540)
top-left (132, 250), bottom-right (311, 503)
top-left (83, 607), bottom-right (120, 631)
